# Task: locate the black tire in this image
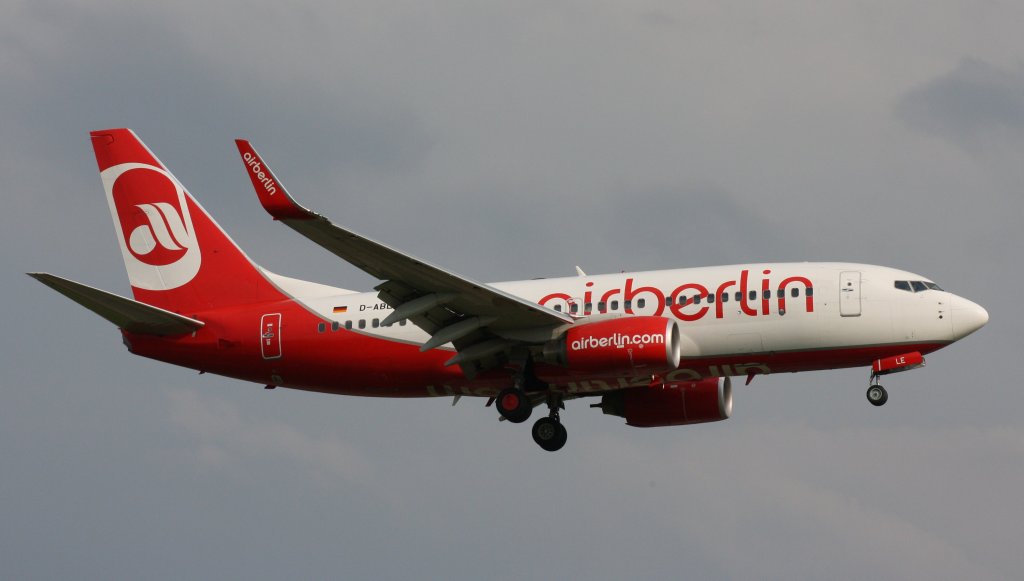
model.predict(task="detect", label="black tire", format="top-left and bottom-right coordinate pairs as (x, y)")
top-left (532, 417), bottom-right (568, 452)
top-left (496, 387), bottom-right (532, 423)
top-left (867, 385), bottom-right (888, 407)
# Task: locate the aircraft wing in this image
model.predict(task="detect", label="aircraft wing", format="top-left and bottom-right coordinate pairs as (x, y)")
top-left (28, 273), bottom-right (205, 336)
top-left (235, 140), bottom-right (572, 375)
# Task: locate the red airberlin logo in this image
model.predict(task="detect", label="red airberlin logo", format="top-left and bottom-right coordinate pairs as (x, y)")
top-left (539, 269), bottom-right (814, 322)
top-left (112, 167), bottom-right (193, 266)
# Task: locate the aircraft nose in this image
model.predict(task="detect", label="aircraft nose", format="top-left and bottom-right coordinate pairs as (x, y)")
top-left (951, 295), bottom-right (989, 340)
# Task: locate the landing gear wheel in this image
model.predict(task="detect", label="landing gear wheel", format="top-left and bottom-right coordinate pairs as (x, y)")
top-left (867, 385), bottom-right (888, 407)
top-left (496, 387), bottom-right (532, 423)
top-left (532, 417), bottom-right (568, 452)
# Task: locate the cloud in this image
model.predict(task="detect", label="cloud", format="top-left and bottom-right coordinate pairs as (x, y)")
top-left (572, 423), bottom-right (1024, 580)
top-left (166, 389), bottom-right (374, 488)
top-left (897, 59), bottom-right (1024, 151)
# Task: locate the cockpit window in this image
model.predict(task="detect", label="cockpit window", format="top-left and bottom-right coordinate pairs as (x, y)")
top-left (896, 280), bottom-right (943, 293)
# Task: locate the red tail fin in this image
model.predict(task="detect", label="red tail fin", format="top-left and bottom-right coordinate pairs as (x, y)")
top-left (91, 129), bottom-right (276, 313)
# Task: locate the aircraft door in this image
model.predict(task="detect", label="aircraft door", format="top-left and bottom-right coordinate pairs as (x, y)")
top-left (840, 271), bottom-right (861, 317)
top-left (261, 313), bottom-right (283, 359)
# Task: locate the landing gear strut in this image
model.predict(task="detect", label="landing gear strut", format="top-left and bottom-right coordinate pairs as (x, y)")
top-left (866, 384), bottom-right (888, 406)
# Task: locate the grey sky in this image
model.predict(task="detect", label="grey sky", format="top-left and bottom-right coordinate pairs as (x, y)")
top-left (3, 2), bottom-right (1021, 579)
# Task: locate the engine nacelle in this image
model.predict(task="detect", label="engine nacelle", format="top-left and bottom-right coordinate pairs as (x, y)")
top-left (595, 377), bottom-right (733, 427)
top-left (543, 316), bottom-right (681, 375)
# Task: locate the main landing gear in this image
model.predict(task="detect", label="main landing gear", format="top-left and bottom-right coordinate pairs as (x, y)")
top-left (532, 395), bottom-right (567, 452)
top-left (494, 354), bottom-right (568, 451)
top-left (495, 386), bottom-right (532, 423)
top-left (494, 386), bottom-right (568, 452)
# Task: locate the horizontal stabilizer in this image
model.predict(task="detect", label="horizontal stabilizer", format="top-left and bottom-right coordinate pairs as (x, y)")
top-left (28, 273), bottom-right (204, 336)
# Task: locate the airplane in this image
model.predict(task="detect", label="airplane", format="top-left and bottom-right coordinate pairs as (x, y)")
top-left (29, 129), bottom-right (989, 451)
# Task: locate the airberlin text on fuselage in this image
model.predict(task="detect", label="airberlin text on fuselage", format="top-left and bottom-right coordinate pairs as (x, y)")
top-left (539, 269), bottom-right (814, 322)
top-left (241, 152), bottom-right (278, 196)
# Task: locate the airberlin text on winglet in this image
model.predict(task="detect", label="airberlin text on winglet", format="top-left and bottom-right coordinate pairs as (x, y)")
top-left (242, 151), bottom-right (278, 196)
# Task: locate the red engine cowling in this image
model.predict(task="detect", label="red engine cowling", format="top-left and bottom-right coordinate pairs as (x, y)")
top-left (595, 377), bottom-right (733, 427)
top-left (544, 316), bottom-right (681, 375)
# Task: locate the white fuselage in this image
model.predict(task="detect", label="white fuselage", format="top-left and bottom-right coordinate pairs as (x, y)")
top-left (274, 262), bottom-right (984, 372)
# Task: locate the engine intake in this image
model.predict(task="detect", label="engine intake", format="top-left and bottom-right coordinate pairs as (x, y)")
top-left (543, 316), bottom-right (681, 375)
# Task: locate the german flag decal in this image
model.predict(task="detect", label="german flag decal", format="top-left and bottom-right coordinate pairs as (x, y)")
top-left (333, 306), bottom-right (348, 313)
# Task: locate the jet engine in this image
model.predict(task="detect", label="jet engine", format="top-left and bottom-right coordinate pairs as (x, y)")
top-left (593, 377), bottom-right (733, 427)
top-left (543, 316), bottom-right (681, 375)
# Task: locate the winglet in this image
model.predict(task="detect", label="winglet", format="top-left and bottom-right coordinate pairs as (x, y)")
top-left (234, 140), bottom-right (314, 221)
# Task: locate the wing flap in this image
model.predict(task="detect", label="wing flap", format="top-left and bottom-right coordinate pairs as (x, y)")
top-left (29, 273), bottom-right (204, 336)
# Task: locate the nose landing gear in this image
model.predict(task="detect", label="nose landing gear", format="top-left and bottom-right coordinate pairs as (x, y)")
top-left (866, 384), bottom-right (888, 406)
top-left (866, 370), bottom-right (889, 407)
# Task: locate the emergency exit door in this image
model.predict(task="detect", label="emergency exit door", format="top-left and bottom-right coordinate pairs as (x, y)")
top-left (840, 271), bottom-right (861, 317)
top-left (261, 313), bottom-right (282, 359)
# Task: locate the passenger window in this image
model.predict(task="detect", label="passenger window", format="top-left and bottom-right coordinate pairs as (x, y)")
top-left (345, 321), bottom-right (352, 330)
top-left (331, 321), bottom-right (339, 331)
top-left (317, 322), bottom-right (326, 333)
top-left (624, 300), bottom-right (632, 310)
top-left (894, 281), bottom-right (912, 292)
top-left (763, 290), bottom-right (771, 300)
top-left (611, 300), bottom-right (619, 310)
top-left (791, 287), bottom-right (799, 298)
top-left (598, 301), bottom-right (607, 312)
top-left (585, 302), bottom-right (593, 314)
top-left (678, 296), bottom-right (687, 305)
top-left (749, 290), bottom-right (757, 301)
top-left (665, 297), bottom-right (673, 307)
top-left (707, 293), bottom-right (715, 304)
top-left (911, 281), bottom-right (927, 292)
top-left (570, 303), bottom-right (579, 314)
top-left (693, 295), bottom-right (701, 305)
top-left (721, 292), bottom-right (729, 303)
top-left (358, 320), bottom-right (366, 329)
top-left (735, 292), bottom-right (742, 302)
top-left (806, 287), bottom-right (813, 297)
top-left (637, 298), bottom-right (646, 309)
top-left (372, 319), bottom-right (380, 328)
top-left (777, 289), bottom-right (785, 299)
top-left (554, 304), bottom-right (562, 312)
top-left (400, 320), bottom-right (407, 326)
